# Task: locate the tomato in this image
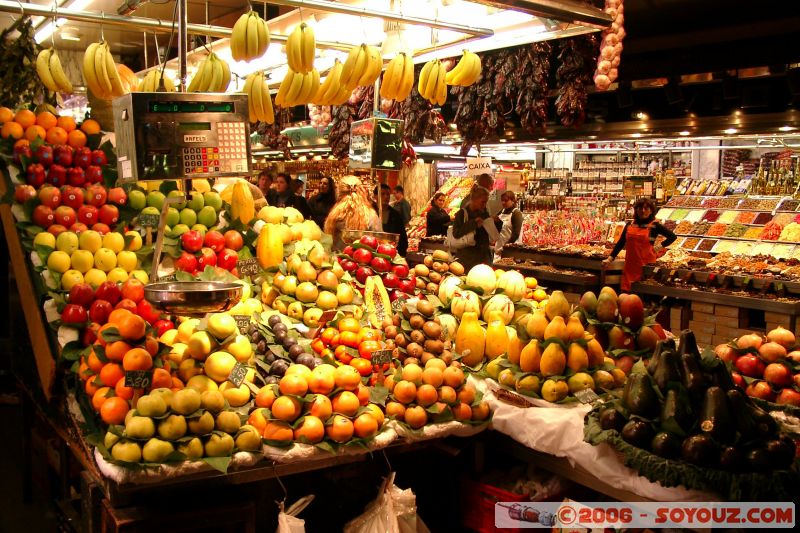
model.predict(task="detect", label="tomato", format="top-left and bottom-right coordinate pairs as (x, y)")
top-left (350, 357), bottom-right (373, 377)
top-left (357, 328), bottom-right (381, 345)
top-left (358, 340), bottom-right (382, 360)
top-left (338, 317), bottom-right (361, 333)
top-left (339, 331), bottom-right (359, 349)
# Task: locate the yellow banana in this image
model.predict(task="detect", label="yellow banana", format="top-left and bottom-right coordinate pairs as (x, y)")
top-left (244, 73), bottom-right (256, 122)
top-left (94, 42), bottom-right (113, 97)
top-left (260, 75), bottom-right (274, 124)
top-left (397, 53), bottom-right (414, 101)
top-left (380, 54), bottom-right (402, 100)
top-left (340, 44), bottom-right (364, 90)
top-left (231, 13), bottom-right (249, 61)
top-left (464, 51), bottom-right (482, 85)
top-left (320, 61), bottom-right (342, 105)
top-left (219, 57), bottom-right (231, 92)
top-left (36, 49), bottom-right (59, 92)
top-left (300, 23), bottom-right (315, 73)
top-left (425, 61), bottom-right (441, 102)
top-left (284, 69), bottom-right (305, 106)
top-left (275, 70), bottom-right (293, 107)
top-left (295, 71), bottom-right (312, 104)
top-left (251, 72), bottom-right (265, 121)
top-left (417, 60), bottom-right (435, 100)
top-left (209, 57), bottom-right (223, 92)
top-left (83, 43), bottom-right (101, 97)
top-left (104, 44), bottom-right (126, 97)
top-left (187, 57), bottom-right (206, 92)
top-left (48, 50), bottom-right (73, 93)
top-left (435, 65), bottom-right (447, 105)
top-left (306, 69), bottom-right (320, 103)
top-left (256, 16), bottom-right (270, 57)
top-left (357, 45), bottom-right (380, 87)
top-left (246, 13), bottom-right (259, 59)
top-left (286, 24), bottom-right (302, 73)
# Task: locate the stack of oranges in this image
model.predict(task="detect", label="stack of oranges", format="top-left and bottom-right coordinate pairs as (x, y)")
top-left (312, 316), bottom-right (394, 385)
top-left (248, 363), bottom-right (385, 446)
top-left (79, 307), bottom-right (176, 425)
top-left (1, 106), bottom-right (101, 150)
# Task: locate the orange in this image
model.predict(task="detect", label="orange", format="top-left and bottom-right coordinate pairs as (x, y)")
top-left (80, 119), bottom-right (101, 135)
top-left (13, 138), bottom-right (29, 149)
top-left (24, 125), bottom-right (46, 141)
top-left (320, 327), bottom-right (339, 345)
top-left (311, 337), bottom-right (325, 354)
top-left (438, 385), bottom-right (457, 405)
top-left (471, 401), bottom-right (490, 421)
top-left (56, 115), bottom-right (76, 132)
top-left (338, 331), bottom-right (359, 348)
top-left (357, 328), bottom-right (381, 344)
top-left (392, 380), bottom-right (417, 405)
top-left (45, 126), bottom-right (68, 145)
top-left (350, 357), bottom-right (373, 377)
top-left (0, 106), bottom-right (13, 123)
top-left (279, 374), bottom-right (309, 397)
top-left (255, 385), bottom-right (278, 408)
top-left (144, 336), bottom-right (159, 357)
top-left (105, 340), bottom-right (133, 362)
top-left (307, 365), bottom-right (335, 395)
top-left (92, 386), bottom-right (112, 411)
top-left (333, 365), bottom-right (361, 391)
top-left (385, 401), bottom-right (406, 419)
top-left (99, 362), bottom-right (125, 388)
top-left (271, 395), bottom-right (302, 422)
top-left (151, 368), bottom-right (172, 389)
top-left (358, 340), bottom-right (381, 360)
top-left (14, 109), bottom-right (36, 129)
top-left (87, 349), bottom-right (104, 373)
top-left (293, 415), bottom-right (325, 443)
top-left (457, 383), bottom-right (476, 405)
top-left (443, 366), bottom-right (465, 389)
top-left (108, 308), bottom-right (133, 326)
top-left (403, 405), bottom-right (428, 429)
top-left (453, 402), bottom-right (472, 421)
top-left (334, 344), bottom-right (352, 364)
top-left (422, 367), bottom-right (444, 388)
top-left (247, 409), bottom-right (269, 434)
top-left (401, 363), bottom-right (423, 385)
top-left (122, 347), bottom-right (153, 371)
top-left (325, 414), bottom-right (354, 443)
top-left (263, 420), bottom-right (293, 442)
top-left (363, 403), bottom-right (385, 427)
top-left (355, 383), bottom-right (370, 406)
top-left (67, 129), bottom-right (87, 148)
top-left (415, 384), bottom-right (438, 407)
top-left (78, 361), bottom-right (91, 380)
top-left (118, 314), bottom-right (147, 341)
top-left (382, 374), bottom-right (397, 392)
top-left (332, 391), bottom-right (359, 417)
top-left (305, 394), bottom-right (332, 421)
top-left (1, 121), bottom-right (23, 140)
top-left (35, 111), bottom-right (57, 129)
top-left (338, 317), bottom-right (361, 333)
top-left (115, 379), bottom-right (134, 400)
top-left (84, 376), bottom-right (100, 396)
top-left (353, 413), bottom-right (379, 439)
top-left (100, 396), bottom-right (130, 425)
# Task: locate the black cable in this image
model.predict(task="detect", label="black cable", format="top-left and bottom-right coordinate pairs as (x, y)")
top-left (157, 0), bottom-right (180, 91)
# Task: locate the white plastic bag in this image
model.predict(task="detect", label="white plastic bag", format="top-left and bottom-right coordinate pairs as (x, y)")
top-left (344, 473), bottom-right (430, 533)
top-left (276, 495), bottom-right (314, 533)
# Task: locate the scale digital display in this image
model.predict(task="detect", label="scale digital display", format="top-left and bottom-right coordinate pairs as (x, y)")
top-left (148, 101), bottom-right (233, 113)
top-left (179, 122), bottom-right (212, 131)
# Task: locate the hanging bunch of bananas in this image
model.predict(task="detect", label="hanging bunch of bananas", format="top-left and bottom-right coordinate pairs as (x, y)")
top-left (187, 53), bottom-right (231, 92)
top-left (445, 50), bottom-right (482, 86)
top-left (83, 41), bottom-right (128, 99)
top-left (312, 60), bottom-right (352, 106)
top-left (230, 10), bottom-right (270, 62)
top-left (286, 23), bottom-right (315, 74)
top-left (136, 69), bottom-right (176, 92)
top-left (379, 52), bottom-right (415, 101)
top-left (244, 72), bottom-right (274, 124)
top-left (275, 68), bottom-right (320, 108)
top-left (418, 59), bottom-right (448, 106)
top-left (339, 44), bottom-right (383, 92)
top-left (36, 48), bottom-right (73, 94)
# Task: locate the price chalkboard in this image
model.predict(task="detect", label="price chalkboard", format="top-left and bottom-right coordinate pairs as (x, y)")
top-left (237, 258), bottom-right (260, 276)
top-left (371, 349), bottom-right (393, 365)
top-left (574, 388), bottom-right (600, 404)
top-left (139, 213), bottom-right (160, 228)
top-left (158, 274), bottom-right (177, 282)
top-left (233, 315), bottom-right (251, 334)
top-left (125, 370), bottom-right (153, 389)
top-left (228, 362), bottom-right (248, 387)
top-left (391, 298), bottom-right (404, 314)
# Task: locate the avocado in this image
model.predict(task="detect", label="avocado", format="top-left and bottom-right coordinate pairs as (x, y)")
top-left (647, 338), bottom-right (676, 374)
top-left (677, 330), bottom-right (700, 362)
top-left (681, 434), bottom-right (719, 466)
top-left (651, 432), bottom-right (682, 459)
top-left (765, 437), bottom-right (797, 470)
top-left (599, 407), bottom-right (627, 432)
top-left (651, 348), bottom-right (682, 393)
top-left (718, 446), bottom-right (744, 471)
top-left (660, 387), bottom-right (694, 435)
top-left (726, 389), bottom-right (778, 439)
top-left (621, 419), bottom-right (655, 449)
top-left (707, 358), bottom-right (737, 391)
top-left (699, 386), bottom-right (735, 444)
top-left (623, 373), bottom-right (661, 419)
top-left (747, 448), bottom-right (772, 471)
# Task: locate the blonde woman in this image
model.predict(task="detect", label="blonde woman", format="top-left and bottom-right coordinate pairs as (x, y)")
top-left (324, 175), bottom-right (381, 251)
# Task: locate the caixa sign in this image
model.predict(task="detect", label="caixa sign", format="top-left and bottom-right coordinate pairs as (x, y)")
top-left (466, 157), bottom-right (493, 176)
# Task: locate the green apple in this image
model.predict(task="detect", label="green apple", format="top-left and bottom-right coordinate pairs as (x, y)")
top-left (93, 247), bottom-right (118, 272)
top-left (171, 223), bottom-right (190, 237)
top-left (202, 191), bottom-right (222, 212)
top-left (128, 189), bottom-right (147, 211)
top-left (146, 191), bottom-right (166, 210)
top-left (187, 191), bottom-right (205, 211)
top-left (111, 440), bottom-right (142, 462)
top-left (165, 207), bottom-right (180, 227)
top-left (140, 206), bottom-right (160, 219)
top-left (177, 437), bottom-right (204, 460)
top-left (136, 394), bottom-right (168, 417)
top-left (142, 438), bottom-right (174, 463)
top-left (191, 224), bottom-right (207, 237)
top-left (179, 208), bottom-right (197, 227)
top-left (196, 205), bottom-right (217, 227)
top-left (204, 433), bottom-right (234, 457)
top-left (235, 425), bottom-right (262, 451)
top-left (107, 267), bottom-right (129, 284)
top-left (157, 414), bottom-right (188, 440)
top-left (167, 190), bottom-right (187, 210)
top-left (125, 416), bottom-right (156, 439)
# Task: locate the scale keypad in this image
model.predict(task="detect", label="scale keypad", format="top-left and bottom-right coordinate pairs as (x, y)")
top-left (180, 121), bottom-right (249, 176)
top-left (182, 147), bottom-right (220, 174)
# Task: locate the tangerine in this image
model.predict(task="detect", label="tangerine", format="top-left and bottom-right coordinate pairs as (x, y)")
top-left (271, 395), bottom-right (302, 422)
top-left (108, 308), bottom-right (133, 325)
top-left (279, 374), bottom-right (309, 396)
top-left (453, 402), bottom-right (472, 420)
top-left (92, 386), bottom-right (112, 411)
top-left (320, 327), bottom-right (339, 345)
top-left (385, 401), bottom-right (406, 419)
top-left (13, 138), bottom-right (29, 149)
top-left (471, 401), bottom-right (490, 421)
top-left (35, 111), bottom-right (57, 129)
top-left (355, 383), bottom-right (370, 406)
top-left (14, 109), bottom-right (36, 129)
top-left (403, 405), bottom-right (428, 429)
top-left (263, 420), bottom-right (294, 442)
top-left (122, 347), bottom-right (153, 371)
top-left (56, 115), bottom-right (76, 132)
top-left (24, 125), bottom-right (46, 141)
top-left (392, 380), bottom-right (417, 404)
top-left (333, 365), bottom-right (361, 391)
top-left (357, 328), bottom-right (381, 344)
top-left (100, 396), bottom-right (130, 425)
top-left (415, 384), bottom-right (438, 407)
top-left (87, 348), bottom-right (104, 373)
top-left (0, 106), bottom-right (13, 123)
top-left (325, 414), bottom-right (354, 443)
top-left (151, 368), bottom-right (172, 389)
top-left (118, 314), bottom-right (147, 341)
top-left (255, 385), bottom-right (277, 408)
top-left (350, 357), bottom-right (373, 377)
top-left (305, 394), bottom-right (332, 421)
top-left (45, 126), bottom-right (67, 145)
top-left (67, 129), bottom-right (87, 148)
top-left (293, 415), bottom-right (325, 443)
top-left (247, 409), bottom-right (268, 434)
top-left (144, 336), bottom-right (159, 356)
top-left (1, 121), bottom-right (23, 140)
top-left (353, 413), bottom-right (379, 439)
top-left (115, 379), bottom-right (134, 400)
top-left (105, 340), bottom-right (133, 362)
top-left (84, 376), bottom-right (100, 396)
top-left (80, 118), bottom-right (101, 135)
top-left (338, 317), bottom-right (361, 333)
top-left (457, 383), bottom-right (476, 404)
top-left (332, 391), bottom-right (359, 417)
top-left (338, 331), bottom-right (359, 348)
top-left (99, 362), bottom-right (125, 388)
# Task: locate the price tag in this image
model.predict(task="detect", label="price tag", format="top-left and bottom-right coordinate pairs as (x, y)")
top-left (158, 274), bottom-right (177, 282)
top-left (391, 298), bottom-right (404, 314)
top-left (228, 362), bottom-right (248, 387)
top-left (233, 315), bottom-right (251, 334)
top-left (139, 213), bottom-right (160, 228)
top-left (312, 309), bottom-right (339, 338)
top-left (237, 258), bottom-right (260, 276)
top-left (124, 370), bottom-right (153, 389)
top-left (574, 388), bottom-right (600, 404)
top-left (371, 349), bottom-right (393, 365)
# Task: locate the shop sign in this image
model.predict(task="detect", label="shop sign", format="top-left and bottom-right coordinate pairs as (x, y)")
top-left (466, 157), bottom-right (493, 177)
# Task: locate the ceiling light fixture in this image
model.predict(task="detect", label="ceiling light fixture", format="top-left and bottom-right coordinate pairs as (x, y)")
top-left (779, 126), bottom-right (796, 132)
top-left (34, 0), bottom-right (95, 43)
top-left (724, 128), bottom-right (738, 134)
top-left (678, 131), bottom-right (691, 136)
top-left (634, 111), bottom-right (649, 121)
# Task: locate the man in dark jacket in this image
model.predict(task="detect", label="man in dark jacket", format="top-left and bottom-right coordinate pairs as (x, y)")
top-left (377, 184), bottom-right (408, 256)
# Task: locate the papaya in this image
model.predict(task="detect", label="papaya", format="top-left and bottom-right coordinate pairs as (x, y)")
top-left (507, 329), bottom-right (524, 366)
top-left (229, 179), bottom-right (255, 224)
top-left (543, 316), bottom-right (567, 341)
top-left (540, 343), bottom-right (566, 376)
top-left (256, 223), bottom-right (284, 269)
top-left (565, 315), bottom-right (585, 342)
top-left (526, 310), bottom-right (548, 340)
top-left (364, 276), bottom-right (391, 329)
top-left (545, 290), bottom-right (570, 321)
top-left (519, 340), bottom-right (542, 373)
top-left (484, 312), bottom-right (509, 359)
top-left (455, 311), bottom-right (485, 367)
top-left (586, 337), bottom-right (606, 367)
top-left (566, 343), bottom-right (589, 372)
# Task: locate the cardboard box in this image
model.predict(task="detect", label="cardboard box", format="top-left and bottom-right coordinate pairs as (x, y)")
top-left (688, 321), bottom-right (716, 335)
top-left (716, 306), bottom-right (739, 319)
top-left (691, 302), bottom-right (715, 314)
top-left (694, 331), bottom-right (713, 346)
top-left (691, 312), bottom-right (717, 324)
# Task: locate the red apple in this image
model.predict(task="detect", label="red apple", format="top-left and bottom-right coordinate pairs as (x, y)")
top-left (14, 184), bottom-right (36, 203)
top-left (120, 279), bottom-right (145, 303)
top-left (37, 186), bottom-right (61, 208)
top-left (764, 363), bottom-right (794, 388)
top-left (95, 281), bottom-right (122, 305)
top-left (217, 248), bottom-right (238, 270)
top-left (383, 272), bottom-right (400, 289)
top-left (13, 143), bottom-right (32, 164)
top-left (340, 259), bottom-right (357, 273)
top-left (355, 266), bottom-right (373, 284)
top-left (69, 222), bottom-right (88, 233)
top-left (61, 186), bottom-right (84, 209)
top-left (398, 278), bottom-right (415, 294)
top-left (175, 251), bottom-right (198, 273)
top-left (46, 164), bottom-right (67, 187)
top-left (86, 184), bottom-right (107, 207)
top-left (392, 264), bottom-right (409, 278)
top-left (53, 145), bottom-right (73, 167)
top-left (389, 289), bottom-right (402, 302)
top-left (360, 235), bottom-right (378, 249)
top-left (26, 163), bottom-right (46, 187)
top-left (153, 319), bottom-right (175, 337)
top-left (369, 256), bottom-right (391, 273)
top-left (91, 223), bottom-right (111, 235)
top-left (91, 149), bottom-right (108, 166)
top-left (99, 204), bottom-right (119, 226)
top-left (82, 324), bottom-right (98, 346)
top-left (776, 388), bottom-right (800, 407)
top-left (73, 147), bottom-right (92, 169)
top-left (197, 247), bottom-right (217, 270)
top-left (108, 187), bottom-right (127, 206)
top-left (66, 166), bottom-right (86, 187)
top-left (137, 299), bottom-right (161, 324)
top-left (223, 230), bottom-right (243, 251)
top-left (114, 298), bottom-right (138, 312)
top-left (376, 243), bottom-right (397, 259)
top-left (353, 247), bottom-right (373, 265)
top-left (735, 353), bottom-right (766, 379)
top-left (47, 224), bottom-right (67, 236)
top-left (32, 205), bottom-right (54, 227)
top-left (88, 299), bottom-right (113, 324)
top-left (342, 245), bottom-right (354, 257)
top-left (68, 283), bottom-right (95, 308)
top-left (181, 230), bottom-right (203, 253)
top-left (54, 206), bottom-right (77, 228)
top-left (77, 205), bottom-right (99, 226)
top-left (746, 380), bottom-right (776, 402)
top-left (61, 303), bottom-right (88, 324)
top-left (85, 165), bottom-right (103, 185)
top-left (33, 145), bottom-right (53, 167)
top-left (203, 230), bottom-right (225, 253)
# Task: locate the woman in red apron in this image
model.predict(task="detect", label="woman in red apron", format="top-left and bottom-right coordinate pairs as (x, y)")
top-left (606, 198), bottom-right (677, 291)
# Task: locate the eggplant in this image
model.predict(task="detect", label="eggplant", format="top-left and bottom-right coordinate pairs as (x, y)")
top-left (647, 338), bottom-right (677, 375)
top-left (623, 373), bottom-right (660, 419)
top-left (726, 389), bottom-right (778, 439)
top-left (765, 436), bottom-right (797, 470)
top-left (652, 349), bottom-right (683, 393)
top-left (699, 386), bottom-right (735, 444)
top-left (599, 407), bottom-right (627, 432)
top-left (680, 352), bottom-right (707, 395)
top-left (660, 388), bottom-right (694, 435)
top-left (651, 432), bottom-right (682, 459)
top-left (747, 448), bottom-right (772, 470)
top-left (681, 434), bottom-right (719, 467)
top-left (621, 419), bottom-right (655, 449)
top-left (718, 446), bottom-right (744, 471)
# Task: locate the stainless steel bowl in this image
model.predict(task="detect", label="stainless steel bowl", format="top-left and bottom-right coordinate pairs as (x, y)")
top-left (144, 281), bottom-right (243, 316)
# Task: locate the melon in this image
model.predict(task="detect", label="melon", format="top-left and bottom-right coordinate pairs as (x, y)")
top-left (495, 270), bottom-right (526, 302)
top-left (438, 275), bottom-right (463, 306)
top-left (450, 290), bottom-right (481, 319)
top-left (481, 294), bottom-right (514, 325)
top-left (466, 264), bottom-right (497, 295)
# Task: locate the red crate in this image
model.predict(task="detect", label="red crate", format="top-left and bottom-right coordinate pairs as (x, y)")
top-left (461, 478), bottom-right (528, 533)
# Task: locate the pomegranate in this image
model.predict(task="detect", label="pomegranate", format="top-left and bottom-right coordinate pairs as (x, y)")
top-left (745, 380), bottom-right (776, 402)
top-left (758, 341), bottom-right (787, 363)
top-left (737, 333), bottom-right (763, 350)
top-left (735, 354), bottom-right (765, 378)
top-left (766, 326), bottom-right (796, 349)
top-left (763, 363), bottom-right (793, 388)
top-left (776, 388), bottom-right (800, 407)
top-left (714, 343), bottom-right (738, 364)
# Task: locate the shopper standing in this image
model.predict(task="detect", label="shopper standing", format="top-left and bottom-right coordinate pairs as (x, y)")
top-left (257, 170), bottom-right (274, 197)
top-left (391, 185), bottom-right (412, 226)
top-left (268, 173), bottom-right (312, 219)
top-left (605, 197), bottom-right (677, 291)
top-left (426, 192), bottom-right (451, 237)
top-left (459, 173), bottom-right (500, 216)
top-left (452, 186), bottom-right (493, 270)
top-left (378, 184), bottom-right (408, 256)
top-left (324, 176), bottom-right (380, 251)
top-left (493, 191), bottom-right (524, 261)
top-left (308, 176), bottom-right (337, 229)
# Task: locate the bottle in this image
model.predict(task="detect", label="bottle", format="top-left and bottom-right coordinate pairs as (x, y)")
top-left (754, 159), bottom-right (765, 195)
top-left (655, 170), bottom-right (665, 202)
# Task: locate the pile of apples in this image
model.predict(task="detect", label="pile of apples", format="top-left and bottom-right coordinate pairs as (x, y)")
top-left (715, 327), bottom-right (800, 406)
top-left (338, 234), bottom-right (417, 301)
top-left (17, 181), bottom-right (126, 235)
top-left (176, 228), bottom-right (245, 275)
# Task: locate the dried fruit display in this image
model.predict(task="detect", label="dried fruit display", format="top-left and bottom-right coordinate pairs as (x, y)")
top-left (328, 100), bottom-right (356, 159)
top-left (743, 227), bottom-right (763, 239)
top-left (717, 211), bottom-right (738, 223)
top-left (723, 223), bottom-right (747, 238)
top-left (516, 43), bottom-right (552, 134)
top-left (761, 221), bottom-right (784, 240)
top-left (674, 220), bottom-right (694, 234)
top-left (669, 208), bottom-right (689, 221)
top-left (684, 209), bottom-right (705, 222)
top-left (753, 212), bottom-right (773, 225)
top-left (556, 35), bottom-right (596, 128)
top-left (735, 211), bottom-right (757, 224)
top-left (706, 223), bottom-right (728, 237)
top-left (773, 213), bottom-right (795, 226)
top-left (701, 210), bottom-right (720, 222)
top-left (656, 208), bottom-right (673, 220)
top-left (402, 78), bottom-right (446, 145)
top-left (688, 222), bottom-right (710, 235)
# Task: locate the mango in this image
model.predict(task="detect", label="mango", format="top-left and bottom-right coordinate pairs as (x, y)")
top-left (526, 310), bottom-right (548, 340)
top-left (545, 290), bottom-right (570, 321)
top-left (596, 293), bottom-right (618, 323)
top-left (565, 315), bottom-right (585, 342)
top-left (567, 343), bottom-right (589, 372)
top-left (579, 291), bottom-right (598, 315)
